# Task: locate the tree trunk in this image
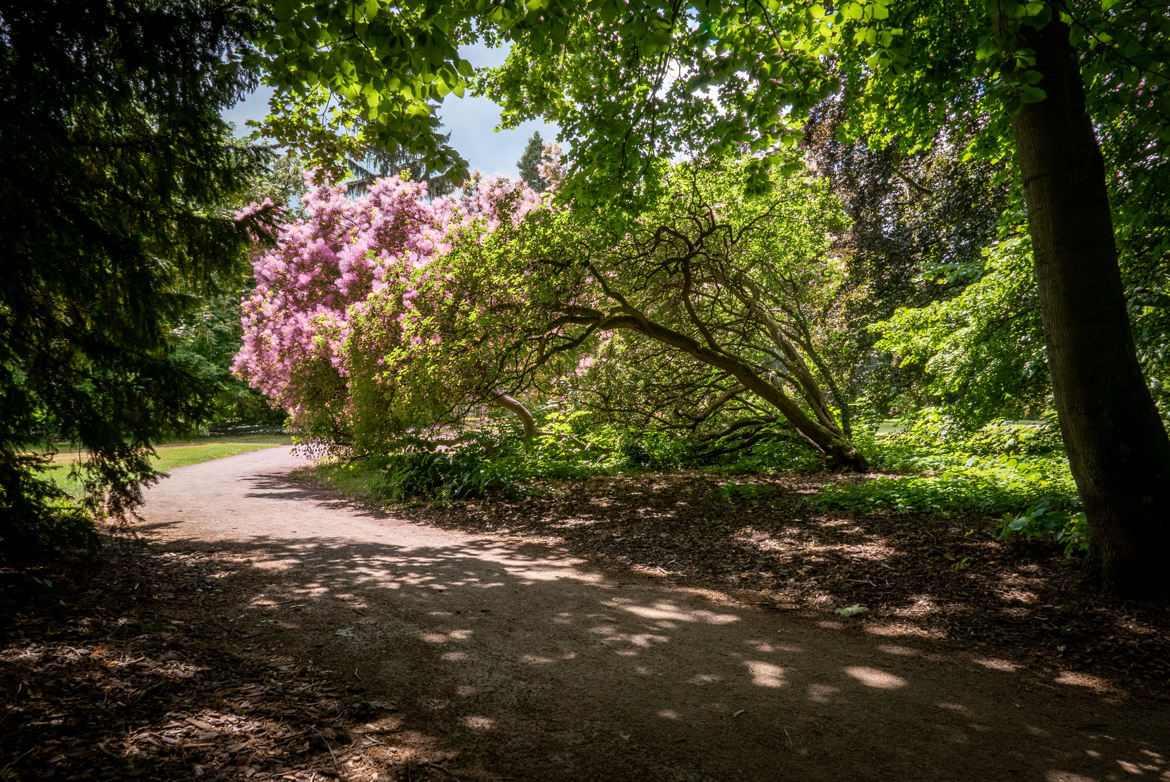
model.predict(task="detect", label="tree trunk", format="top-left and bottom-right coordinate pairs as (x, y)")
top-left (1008, 12), bottom-right (1170, 597)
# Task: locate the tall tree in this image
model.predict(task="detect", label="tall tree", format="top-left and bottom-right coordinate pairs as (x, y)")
top-left (346, 128), bottom-right (457, 198)
top-left (1005, 10), bottom-right (1170, 596)
top-left (517, 132), bottom-right (549, 192)
top-left (0, 0), bottom-right (267, 556)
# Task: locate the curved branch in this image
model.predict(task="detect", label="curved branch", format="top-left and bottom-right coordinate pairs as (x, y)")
top-left (489, 389), bottom-right (537, 439)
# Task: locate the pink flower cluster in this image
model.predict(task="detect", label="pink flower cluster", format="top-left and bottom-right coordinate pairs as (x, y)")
top-left (232, 171), bottom-right (543, 426)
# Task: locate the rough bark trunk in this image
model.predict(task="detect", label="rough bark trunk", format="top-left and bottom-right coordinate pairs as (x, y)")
top-left (1009, 12), bottom-right (1170, 597)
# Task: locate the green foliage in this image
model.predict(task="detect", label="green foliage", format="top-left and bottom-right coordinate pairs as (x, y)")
top-left (345, 130), bottom-right (458, 197)
top-left (699, 425), bottom-right (826, 475)
top-left (0, 463), bottom-right (98, 562)
top-left (317, 402), bottom-right (837, 506)
top-left (816, 453), bottom-right (1076, 517)
top-left (814, 412), bottom-right (1082, 553)
top-left (316, 430), bottom-right (616, 505)
top-left (874, 234), bottom-right (1049, 424)
top-left (246, 1), bottom-right (473, 179)
top-left (319, 449), bottom-right (507, 505)
top-left (170, 292), bottom-right (287, 428)
top-left (873, 409), bottom-right (1062, 468)
top-left (0, 0), bottom-right (268, 556)
top-left (995, 498), bottom-right (1087, 557)
top-left (801, 100), bottom-right (1013, 420)
top-left (499, 153), bottom-right (865, 467)
top-left (713, 482), bottom-right (770, 502)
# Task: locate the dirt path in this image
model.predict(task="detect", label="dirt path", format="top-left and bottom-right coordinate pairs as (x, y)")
top-left (131, 448), bottom-right (1168, 781)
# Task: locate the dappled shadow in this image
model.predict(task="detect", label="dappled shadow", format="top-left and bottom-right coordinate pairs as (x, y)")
top-left (5, 460), bottom-right (1169, 781)
top-left (409, 472), bottom-right (1170, 693)
top-left (0, 550), bottom-right (440, 781)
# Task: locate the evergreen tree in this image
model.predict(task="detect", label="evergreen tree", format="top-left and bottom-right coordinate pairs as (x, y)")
top-left (516, 132), bottom-right (548, 192)
top-left (0, 0), bottom-right (267, 557)
top-left (345, 130), bottom-right (457, 198)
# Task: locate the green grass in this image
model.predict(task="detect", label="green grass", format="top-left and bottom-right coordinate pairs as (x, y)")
top-left (42, 434), bottom-right (290, 497)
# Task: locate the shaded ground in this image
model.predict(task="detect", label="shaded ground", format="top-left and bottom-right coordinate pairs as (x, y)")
top-left (2, 448), bottom-right (1168, 781)
top-left (415, 472), bottom-right (1170, 695)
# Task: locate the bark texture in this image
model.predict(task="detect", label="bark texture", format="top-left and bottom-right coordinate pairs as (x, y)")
top-left (1009, 12), bottom-right (1170, 597)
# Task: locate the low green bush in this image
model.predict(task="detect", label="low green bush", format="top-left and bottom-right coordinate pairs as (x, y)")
top-left (1, 468), bottom-right (98, 562)
top-left (313, 407), bottom-right (1088, 556)
top-left (994, 496), bottom-right (1087, 555)
top-left (814, 448), bottom-right (1086, 554)
top-left (870, 409), bottom-right (1063, 469)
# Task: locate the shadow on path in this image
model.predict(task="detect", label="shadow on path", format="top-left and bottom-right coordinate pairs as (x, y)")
top-left (119, 460), bottom-right (1170, 781)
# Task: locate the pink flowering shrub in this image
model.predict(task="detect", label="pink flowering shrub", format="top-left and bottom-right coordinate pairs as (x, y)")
top-left (232, 171), bottom-right (543, 445)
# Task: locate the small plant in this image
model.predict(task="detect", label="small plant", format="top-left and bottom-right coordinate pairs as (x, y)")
top-left (714, 482), bottom-right (769, 502)
top-left (994, 497), bottom-right (1088, 556)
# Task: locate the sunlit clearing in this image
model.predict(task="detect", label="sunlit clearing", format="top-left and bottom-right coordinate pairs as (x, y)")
top-left (745, 639), bottom-right (804, 654)
top-left (744, 660), bottom-right (786, 688)
top-left (843, 666), bottom-right (907, 690)
top-left (461, 715), bottom-right (495, 730)
top-left (806, 683), bottom-right (839, 704)
top-left (864, 622), bottom-right (947, 640)
top-left (1053, 671), bottom-right (1111, 693)
top-left (607, 600), bottom-right (739, 625)
top-left (419, 629), bottom-right (472, 644)
top-left (971, 657), bottom-right (1020, 673)
top-left (893, 594), bottom-right (939, 618)
top-left (936, 702), bottom-right (970, 714)
top-left (520, 654), bottom-right (557, 664)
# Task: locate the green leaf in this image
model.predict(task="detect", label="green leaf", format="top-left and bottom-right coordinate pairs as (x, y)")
top-left (1020, 86), bottom-right (1047, 103)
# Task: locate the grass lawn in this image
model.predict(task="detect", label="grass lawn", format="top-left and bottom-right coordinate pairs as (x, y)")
top-left (39, 434), bottom-right (291, 497)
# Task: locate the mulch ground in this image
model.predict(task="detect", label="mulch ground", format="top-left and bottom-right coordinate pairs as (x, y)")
top-left (0, 543), bottom-right (455, 781)
top-left (410, 471), bottom-right (1170, 697)
top-left (2, 469), bottom-right (1168, 780)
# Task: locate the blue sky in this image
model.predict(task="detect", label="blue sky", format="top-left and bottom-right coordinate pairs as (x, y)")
top-left (222, 42), bottom-right (558, 178)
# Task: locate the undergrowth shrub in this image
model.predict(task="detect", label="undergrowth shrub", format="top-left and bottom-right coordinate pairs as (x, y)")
top-left (872, 408), bottom-right (1063, 470)
top-left (815, 454), bottom-right (1077, 516)
top-left (700, 424), bottom-right (825, 473)
top-left (817, 410), bottom-right (1086, 554)
top-left (311, 406), bottom-right (1087, 555)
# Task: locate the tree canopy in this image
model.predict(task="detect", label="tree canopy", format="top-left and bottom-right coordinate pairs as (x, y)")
top-left (517, 132), bottom-right (549, 192)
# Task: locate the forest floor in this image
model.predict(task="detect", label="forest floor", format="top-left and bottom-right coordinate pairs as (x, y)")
top-left (2, 447), bottom-right (1169, 781)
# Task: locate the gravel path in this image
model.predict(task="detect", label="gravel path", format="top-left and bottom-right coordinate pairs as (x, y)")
top-left (135, 447), bottom-right (1170, 781)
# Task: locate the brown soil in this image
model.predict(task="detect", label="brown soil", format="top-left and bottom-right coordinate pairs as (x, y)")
top-left (2, 447), bottom-right (1168, 781)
